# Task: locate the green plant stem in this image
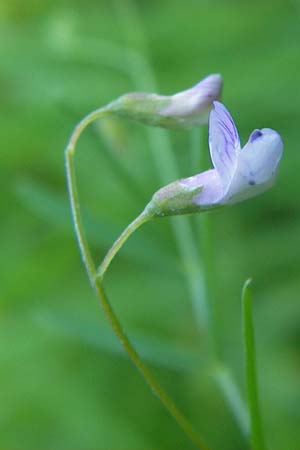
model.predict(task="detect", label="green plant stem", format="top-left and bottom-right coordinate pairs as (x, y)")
top-left (93, 280), bottom-right (210, 450)
top-left (65, 107), bottom-right (110, 283)
top-left (190, 126), bottom-right (220, 350)
top-left (61, 103), bottom-right (146, 203)
top-left (190, 128), bottom-right (212, 338)
top-left (242, 279), bottom-right (267, 450)
top-left (96, 210), bottom-right (150, 280)
top-left (65, 115), bottom-right (211, 450)
top-left (191, 128), bottom-right (250, 438)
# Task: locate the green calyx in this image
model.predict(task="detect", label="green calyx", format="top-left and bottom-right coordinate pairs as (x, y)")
top-left (109, 93), bottom-right (175, 128)
top-left (145, 180), bottom-right (204, 217)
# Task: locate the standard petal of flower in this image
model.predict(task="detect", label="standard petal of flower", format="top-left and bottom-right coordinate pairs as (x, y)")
top-left (209, 101), bottom-right (240, 190)
top-left (223, 128), bottom-right (283, 203)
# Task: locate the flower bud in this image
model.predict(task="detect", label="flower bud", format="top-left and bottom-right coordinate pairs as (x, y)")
top-left (109, 74), bottom-right (223, 129)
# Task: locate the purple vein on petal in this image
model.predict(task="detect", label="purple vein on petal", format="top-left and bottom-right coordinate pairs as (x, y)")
top-left (209, 101), bottom-right (240, 189)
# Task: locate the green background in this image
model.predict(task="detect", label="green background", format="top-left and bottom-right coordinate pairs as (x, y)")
top-left (1, 0), bottom-right (300, 449)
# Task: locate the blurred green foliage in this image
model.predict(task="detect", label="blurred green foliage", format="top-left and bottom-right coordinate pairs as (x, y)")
top-left (1, 0), bottom-right (300, 449)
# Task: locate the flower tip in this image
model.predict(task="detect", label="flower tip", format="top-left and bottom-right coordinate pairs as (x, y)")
top-left (196, 73), bottom-right (222, 84)
top-left (249, 128), bottom-right (283, 158)
top-left (194, 74), bottom-right (223, 98)
top-left (261, 127), bottom-right (283, 145)
top-left (156, 73), bottom-right (223, 128)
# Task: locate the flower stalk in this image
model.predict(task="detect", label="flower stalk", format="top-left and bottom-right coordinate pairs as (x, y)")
top-left (96, 209), bottom-right (150, 280)
top-left (65, 108), bottom-right (211, 450)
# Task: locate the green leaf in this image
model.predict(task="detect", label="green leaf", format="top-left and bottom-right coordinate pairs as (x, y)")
top-left (242, 279), bottom-right (267, 450)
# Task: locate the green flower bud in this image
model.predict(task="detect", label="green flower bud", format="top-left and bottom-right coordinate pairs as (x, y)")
top-left (109, 74), bottom-right (223, 130)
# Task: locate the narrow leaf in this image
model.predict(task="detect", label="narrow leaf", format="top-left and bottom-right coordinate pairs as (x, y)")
top-left (35, 310), bottom-right (199, 373)
top-left (242, 279), bottom-right (267, 450)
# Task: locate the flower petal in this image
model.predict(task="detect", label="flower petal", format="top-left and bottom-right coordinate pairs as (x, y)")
top-left (223, 128), bottom-right (283, 203)
top-left (186, 169), bottom-right (224, 206)
top-left (209, 101), bottom-right (241, 189)
top-left (159, 74), bottom-right (223, 127)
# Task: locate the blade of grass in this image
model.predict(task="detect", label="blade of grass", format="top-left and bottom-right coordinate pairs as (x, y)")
top-left (35, 311), bottom-right (199, 373)
top-left (191, 127), bottom-right (249, 438)
top-left (14, 178), bottom-right (176, 271)
top-left (213, 364), bottom-right (249, 438)
top-left (242, 279), bottom-right (267, 450)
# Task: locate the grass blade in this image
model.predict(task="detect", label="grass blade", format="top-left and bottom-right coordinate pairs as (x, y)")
top-left (35, 311), bottom-right (199, 373)
top-left (214, 364), bottom-right (249, 438)
top-left (242, 279), bottom-right (267, 450)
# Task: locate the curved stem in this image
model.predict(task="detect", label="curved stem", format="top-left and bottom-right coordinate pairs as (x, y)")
top-left (94, 279), bottom-right (210, 450)
top-left (65, 112), bottom-right (211, 450)
top-left (65, 106), bottom-right (110, 282)
top-left (96, 209), bottom-right (151, 280)
top-left (66, 106), bottom-right (110, 155)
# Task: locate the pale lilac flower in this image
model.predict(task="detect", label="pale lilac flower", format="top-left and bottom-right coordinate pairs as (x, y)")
top-left (147, 101), bottom-right (283, 217)
top-left (110, 74), bottom-right (223, 129)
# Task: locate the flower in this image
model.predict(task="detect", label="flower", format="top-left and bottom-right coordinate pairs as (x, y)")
top-left (109, 74), bottom-right (223, 129)
top-left (146, 101), bottom-right (283, 217)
